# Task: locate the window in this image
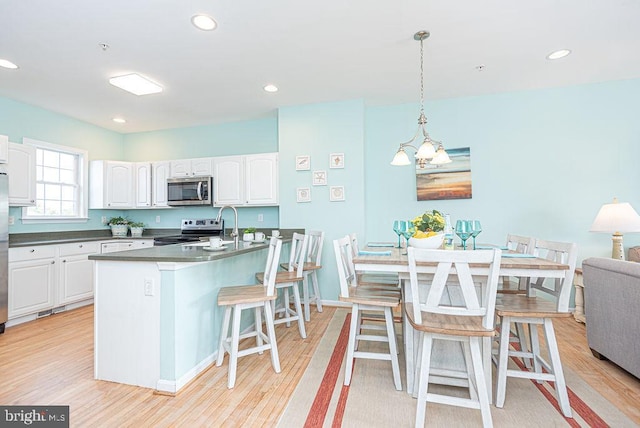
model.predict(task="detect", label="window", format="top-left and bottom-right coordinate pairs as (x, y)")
top-left (22, 138), bottom-right (88, 223)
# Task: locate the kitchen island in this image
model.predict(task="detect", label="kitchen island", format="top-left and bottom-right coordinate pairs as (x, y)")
top-left (89, 239), bottom-right (289, 394)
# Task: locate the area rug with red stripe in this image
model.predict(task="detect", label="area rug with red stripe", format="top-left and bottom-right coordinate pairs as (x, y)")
top-left (277, 309), bottom-right (633, 427)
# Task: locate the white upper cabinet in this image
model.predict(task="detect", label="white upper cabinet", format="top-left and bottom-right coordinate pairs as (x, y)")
top-left (152, 161), bottom-right (170, 207)
top-left (0, 134), bottom-right (8, 163)
top-left (213, 153), bottom-right (278, 207)
top-left (170, 158), bottom-right (212, 177)
top-left (245, 153), bottom-right (278, 205)
top-left (8, 142), bottom-right (36, 206)
top-left (213, 156), bottom-right (244, 206)
top-left (135, 162), bottom-right (152, 208)
top-left (90, 160), bottom-right (135, 209)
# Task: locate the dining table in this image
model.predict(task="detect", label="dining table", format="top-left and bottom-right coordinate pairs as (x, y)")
top-left (352, 245), bottom-right (571, 401)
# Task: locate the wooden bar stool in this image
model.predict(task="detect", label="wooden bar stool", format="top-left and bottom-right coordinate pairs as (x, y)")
top-left (260, 232), bottom-right (308, 338)
top-left (333, 235), bottom-right (402, 391)
top-left (216, 238), bottom-right (283, 389)
top-left (494, 239), bottom-right (578, 418)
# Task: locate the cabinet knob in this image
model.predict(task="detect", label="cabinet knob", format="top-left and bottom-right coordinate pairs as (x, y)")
top-left (79, 244), bottom-right (83, 248)
top-left (51, 261), bottom-right (55, 264)
top-left (30, 249), bottom-right (35, 253)
top-left (62, 259), bottom-right (66, 263)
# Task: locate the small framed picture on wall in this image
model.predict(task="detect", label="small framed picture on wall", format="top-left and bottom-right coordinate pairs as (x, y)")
top-left (329, 153), bottom-right (344, 169)
top-left (330, 186), bottom-right (345, 201)
top-left (312, 170), bottom-right (327, 186)
top-left (296, 187), bottom-right (311, 203)
top-left (296, 155), bottom-right (310, 171)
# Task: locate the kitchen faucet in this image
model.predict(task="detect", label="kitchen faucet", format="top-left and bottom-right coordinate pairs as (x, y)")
top-left (216, 205), bottom-right (239, 249)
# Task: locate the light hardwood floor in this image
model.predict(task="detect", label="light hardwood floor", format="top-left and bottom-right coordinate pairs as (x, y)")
top-left (0, 305), bottom-right (638, 427)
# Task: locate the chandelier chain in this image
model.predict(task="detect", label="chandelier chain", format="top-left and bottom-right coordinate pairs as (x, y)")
top-left (419, 37), bottom-right (424, 112)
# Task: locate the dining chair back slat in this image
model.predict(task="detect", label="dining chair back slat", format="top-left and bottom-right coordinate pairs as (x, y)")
top-left (408, 248), bottom-right (502, 330)
top-left (530, 239), bottom-right (578, 312)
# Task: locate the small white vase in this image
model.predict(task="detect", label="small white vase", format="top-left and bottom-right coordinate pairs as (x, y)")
top-left (110, 224), bottom-right (128, 237)
top-left (243, 233), bottom-right (254, 242)
top-left (130, 227), bottom-right (144, 238)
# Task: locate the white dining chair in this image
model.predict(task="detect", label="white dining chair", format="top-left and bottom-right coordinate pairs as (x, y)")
top-left (216, 237), bottom-right (283, 388)
top-left (407, 247), bottom-right (501, 428)
top-left (494, 239), bottom-right (577, 418)
top-left (499, 234), bottom-right (535, 294)
top-left (349, 232), bottom-right (400, 287)
top-left (333, 235), bottom-right (402, 391)
top-left (257, 232), bottom-right (308, 339)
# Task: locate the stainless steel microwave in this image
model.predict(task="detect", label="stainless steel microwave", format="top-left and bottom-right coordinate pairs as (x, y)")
top-left (167, 176), bottom-right (213, 206)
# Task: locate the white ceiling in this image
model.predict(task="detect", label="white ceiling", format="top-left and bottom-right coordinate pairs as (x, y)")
top-left (1, 0), bottom-right (639, 134)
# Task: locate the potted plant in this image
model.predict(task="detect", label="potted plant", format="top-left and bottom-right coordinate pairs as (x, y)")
top-left (107, 216), bottom-right (129, 237)
top-left (129, 221), bottom-right (145, 238)
top-left (243, 227), bottom-right (257, 241)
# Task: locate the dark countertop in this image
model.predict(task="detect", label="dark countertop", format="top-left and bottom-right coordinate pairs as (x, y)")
top-left (9, 229), bottom-right (181, 248)
top-left (88, 238), bottom-right (289, 263)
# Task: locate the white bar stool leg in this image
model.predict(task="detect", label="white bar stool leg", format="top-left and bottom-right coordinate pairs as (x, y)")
top-left (544, 319), bottom-right (571, 417)
top-left (216, 306), bottom-right (232, 367)
top-left (264, 301), bottom-right (281, 373)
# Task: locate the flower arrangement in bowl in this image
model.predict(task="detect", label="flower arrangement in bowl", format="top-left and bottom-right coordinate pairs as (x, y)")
top-left (408, 209), bottom-right (445, 249)
top-left (107, 216), bottom-right (130, 237)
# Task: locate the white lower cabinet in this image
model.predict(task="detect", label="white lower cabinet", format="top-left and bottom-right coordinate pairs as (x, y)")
top-left (8, 246), bottom-right (56, 318)
top-left (58, 242), bottom-right (101, 305)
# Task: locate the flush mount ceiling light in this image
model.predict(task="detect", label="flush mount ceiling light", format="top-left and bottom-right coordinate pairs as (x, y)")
top-left (263, 84), bottom-right (278, 93)
top-left (0, 59), bottom-right (19, 69)
top-left (191, 14), bottom-right (217, 31)
top-left (109, 73), bottom-right (163, 96)
top-left (112, 117), bottom-right (126, 124)
top-left (391, 31), bottom-right (451, 168)
top-left (546, 49), bottom-right (571, 60)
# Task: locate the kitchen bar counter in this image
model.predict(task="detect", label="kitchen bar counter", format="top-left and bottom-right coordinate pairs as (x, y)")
top-left (89, 239), bottom-right (286, 263)
top-left (92, 236), bottom-right (291, 395)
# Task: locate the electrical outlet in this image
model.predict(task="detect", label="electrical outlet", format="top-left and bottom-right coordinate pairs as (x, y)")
top-left (101, 216), bottom-right (107, 225)
top-left (144, 278), bottom-right (154, 296)
top-left (156, 215), bottom-right (161, 223)
top-left (258, 214), bottom-right (264, 222)
top-left (8, 216), bottom-right (14, 225)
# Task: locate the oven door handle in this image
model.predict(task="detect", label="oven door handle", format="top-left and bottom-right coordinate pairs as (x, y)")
top-left (197, 182), bottom-right (203, 200)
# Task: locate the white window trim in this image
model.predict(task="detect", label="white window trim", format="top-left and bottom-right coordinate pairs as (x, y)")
top-left (21, 137), bottom-right (89, 224)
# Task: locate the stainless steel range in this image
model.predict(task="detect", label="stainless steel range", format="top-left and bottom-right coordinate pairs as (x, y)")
top-left (153, 218), bottom-right (224, 246)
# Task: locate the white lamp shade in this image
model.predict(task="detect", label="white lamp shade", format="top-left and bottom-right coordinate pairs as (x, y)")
top-left (415, 140), bottom-right (436, 159)
top-left (590, 201), bottom-right (640, 233)
top-left (391, 148), bottom-right (411, 166)
top-left (430, 145), bottom-right (452, 165)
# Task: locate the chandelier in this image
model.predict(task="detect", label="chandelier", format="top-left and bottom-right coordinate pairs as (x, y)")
top-left (391, 31), bottom-right (451, 169)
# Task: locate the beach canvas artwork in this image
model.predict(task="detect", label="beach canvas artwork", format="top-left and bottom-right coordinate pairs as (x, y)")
top-left (416, 147), bottom-right (472, 200)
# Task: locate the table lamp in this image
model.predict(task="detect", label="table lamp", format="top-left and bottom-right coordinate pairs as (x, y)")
top-left (590, 198), bottom-right (640, 260)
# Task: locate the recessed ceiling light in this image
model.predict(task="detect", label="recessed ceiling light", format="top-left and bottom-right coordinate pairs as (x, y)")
top-left (546, 49), bottom-right (571, 60)
top-left (191, 14), bottom-right (217, 31)
top-left (112, 117), bottom-right (126, 124)
top-left (264, 84), bottom-right (278, 93)
top-left (0, 59), bottom-right (18, 69)
top-left (109, 73), bottom-right (163, 96)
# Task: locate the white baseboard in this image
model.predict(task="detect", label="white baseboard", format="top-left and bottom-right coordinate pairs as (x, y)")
top-left (156, 352), bottom-right (218, 394)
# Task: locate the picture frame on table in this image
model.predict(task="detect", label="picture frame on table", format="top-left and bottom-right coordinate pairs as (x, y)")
top-left (329, 153), bottom-right (344, 169)
top-left (296, 187), bottom-right (311, 203)
top-left (330, 186), bottom-right (345, 202)
top-left (312, 170), bottom-right (327, 186)
top-left (296, 155), bottom-right (310, 171)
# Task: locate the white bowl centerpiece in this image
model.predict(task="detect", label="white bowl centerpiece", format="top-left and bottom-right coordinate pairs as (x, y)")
top-left (408, 209), bottom-right (445, 249)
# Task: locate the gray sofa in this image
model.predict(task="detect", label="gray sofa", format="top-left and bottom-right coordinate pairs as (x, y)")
top-left (582, 257), bottom-right (640, 378)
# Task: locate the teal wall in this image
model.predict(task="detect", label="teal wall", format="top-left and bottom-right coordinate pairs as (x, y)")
top-left (3, 78), bottom-right (640, 302)
top-left (365, 79), bottom-right (640, 262)
top-left (0, 97), bottom-right (125, 232)
top-left (278, 99), bottom-right (366, 302)
top-left (121, 117), bottom-right (280, 229)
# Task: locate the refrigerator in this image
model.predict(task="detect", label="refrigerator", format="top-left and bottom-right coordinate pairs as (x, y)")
top-left (0, 170), bottom-right (7, 334)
